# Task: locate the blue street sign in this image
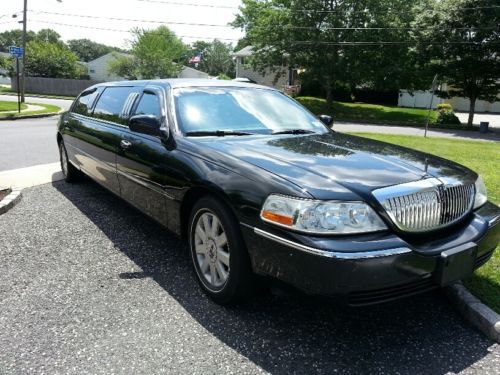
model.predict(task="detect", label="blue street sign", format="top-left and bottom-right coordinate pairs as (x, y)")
top-left (9, 46), bottom-right (24, 58)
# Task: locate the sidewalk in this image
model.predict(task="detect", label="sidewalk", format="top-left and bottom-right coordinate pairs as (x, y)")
top-left (334, 121), bottom-right (500, 142)
top-left (0, 103), bottom-right (45, 115)
top-left (0, 162), bottom-right (63, 189)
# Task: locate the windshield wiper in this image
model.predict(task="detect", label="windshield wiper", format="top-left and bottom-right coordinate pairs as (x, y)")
top-left (185, 130), bottom-right (254, 137)
top-left (272, 129), bottom-right (316, 135)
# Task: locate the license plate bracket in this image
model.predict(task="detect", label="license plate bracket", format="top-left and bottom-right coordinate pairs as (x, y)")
top-left (434, 242), bottom-right (477, 287)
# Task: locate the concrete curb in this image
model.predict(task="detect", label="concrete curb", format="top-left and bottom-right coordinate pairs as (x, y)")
top-left (0, 187), bottom-right (22, 215)
top-left (0, 110), bottom-right (63, 121)
top-left (444, 282), bottom-right (500, 343)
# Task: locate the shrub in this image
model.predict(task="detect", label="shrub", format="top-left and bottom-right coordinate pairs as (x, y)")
top-left (437, 103), bottom-right (453, 111)
top-left (436, 108), bottom-right (461, 125)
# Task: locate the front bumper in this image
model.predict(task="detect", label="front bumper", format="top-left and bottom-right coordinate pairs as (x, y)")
top-left (241, 202), bottom-right (500, 305)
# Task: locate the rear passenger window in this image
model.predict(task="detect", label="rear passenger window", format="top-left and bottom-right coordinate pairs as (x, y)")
top-left (72, 89), bottom-right (99, 116)
top-left (93, 86), bottom-right (138, 124)
top-left (134, 92), bottom-right (161, 118)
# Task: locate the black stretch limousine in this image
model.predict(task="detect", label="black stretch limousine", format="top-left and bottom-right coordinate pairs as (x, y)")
top-left (57, 79), bottom-right (499, 305)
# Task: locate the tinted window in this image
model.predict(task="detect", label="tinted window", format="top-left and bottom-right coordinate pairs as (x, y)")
top-left (134, 92), bottom-right (161, 118)
top-left (93, 86), bottom-right (138, 124)
top-left (72, 89), bottom-right (99, 116)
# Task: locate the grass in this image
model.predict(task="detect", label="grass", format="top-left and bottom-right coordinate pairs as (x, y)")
top-left (0, 86), bottom-right (75, 100)
top-left (0, 103), bottom-right (61, 118)
top-left (352, 133), bottom-right (500, 313)
top-left (0, 101), bottom-right (28, 112)
top-left (297, 96), bottom-right (445, 127)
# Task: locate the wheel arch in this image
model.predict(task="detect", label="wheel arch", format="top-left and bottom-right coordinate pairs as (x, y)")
top-left (179, 185), bottom-right (240, 241)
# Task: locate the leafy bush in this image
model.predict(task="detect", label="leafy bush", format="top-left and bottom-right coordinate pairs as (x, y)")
top-left (437, 103), bottom-right (453, 111)
top-left (436, 108), bottom-right (461, 125)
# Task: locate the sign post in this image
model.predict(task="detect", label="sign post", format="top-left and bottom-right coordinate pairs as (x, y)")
top-left (9, 46), bottom-right (24, 114)
top-left (424, 74), bottom-right (439, 138)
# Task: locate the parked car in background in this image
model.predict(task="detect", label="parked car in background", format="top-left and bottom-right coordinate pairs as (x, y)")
top-left (57, 79), bottom-right (500, 305)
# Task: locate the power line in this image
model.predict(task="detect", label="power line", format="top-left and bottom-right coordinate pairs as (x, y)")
top-left (30, 10), bottom-right (497, 32)
top-left (137, 0), bottom-right (237, 9)
top-left (29, 19), bottom-right (240, 41)
top-left (25, 19), bottom-right (500, 46)
top-left (136, 0), bottom-right (500, 13)
top-left (32, 10), bottom-right (231, 28)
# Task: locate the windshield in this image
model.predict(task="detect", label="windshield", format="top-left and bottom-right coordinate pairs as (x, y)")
top-left (173, 87), bottom-right (328, 135)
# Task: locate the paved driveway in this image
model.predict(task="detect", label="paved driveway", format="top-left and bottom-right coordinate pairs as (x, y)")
top-left (0, 180), bottom-right (499, 374)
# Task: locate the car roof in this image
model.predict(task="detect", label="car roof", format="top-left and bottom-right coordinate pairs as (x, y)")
top-left (92, 78), bottom-right (273, 91)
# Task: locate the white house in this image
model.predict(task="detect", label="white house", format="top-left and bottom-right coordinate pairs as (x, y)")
top-left (86, 52), bottom-right (209, 82)
top-left (398, 84), bottom-right (500, 113)
top-left (232, 46), bottom-right (297, 90)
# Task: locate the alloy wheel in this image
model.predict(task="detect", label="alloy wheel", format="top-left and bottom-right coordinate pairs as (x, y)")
top-left (193, 211), bottom-right (230, 289)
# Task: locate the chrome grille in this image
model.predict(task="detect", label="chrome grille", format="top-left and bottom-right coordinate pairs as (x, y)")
top-left (373, 179), bottom-right (475, 232)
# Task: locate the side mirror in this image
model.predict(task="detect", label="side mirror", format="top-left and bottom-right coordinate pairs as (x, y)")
top-left (129, 114), bottom-right (161, 136)
top-left (319, 114), bottom-right (334, 127)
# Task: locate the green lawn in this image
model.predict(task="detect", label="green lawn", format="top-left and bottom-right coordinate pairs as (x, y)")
top-left (0, 101), bottom-right (28, 112)
top-left (353, 133), bottom-right (500, 313)
top-left (0, 86), bottom-right (75, 100)
top-left (0, 102), bottom-right (61, 118)
top-left (297, 96), bottom-right (440, 126)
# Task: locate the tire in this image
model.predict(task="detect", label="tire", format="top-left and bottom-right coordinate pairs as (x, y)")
top-left (59, 140), bottom-right (81, 183)
top-left (188, 196), bottom-right (255, 304)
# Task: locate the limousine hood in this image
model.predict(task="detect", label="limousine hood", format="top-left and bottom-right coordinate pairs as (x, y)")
top-left (196, 132), bottom-right (476, 199)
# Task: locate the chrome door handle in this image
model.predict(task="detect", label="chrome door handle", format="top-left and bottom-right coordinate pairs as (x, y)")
top-left (120, 140), bottom-right (132, 149)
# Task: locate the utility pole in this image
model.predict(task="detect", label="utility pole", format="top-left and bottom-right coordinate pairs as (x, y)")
top-left (21, 0), bottom-right (27, 103)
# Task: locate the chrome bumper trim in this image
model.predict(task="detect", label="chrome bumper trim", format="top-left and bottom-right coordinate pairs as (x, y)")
top-left (252, 227), bottom-right (412, 259)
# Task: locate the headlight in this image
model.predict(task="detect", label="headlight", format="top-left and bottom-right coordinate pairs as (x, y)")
top-left (260, 195), bottom-right (387, 234)
top-left (474, 176), bottom-right (487, 209)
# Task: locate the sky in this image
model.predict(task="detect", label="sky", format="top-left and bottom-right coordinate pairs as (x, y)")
top-left (0, 0), bottom-right (245, 48)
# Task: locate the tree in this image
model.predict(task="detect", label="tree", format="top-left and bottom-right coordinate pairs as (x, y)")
top-left (414, 0), bottom-right (500, 126)
top-left (188, 40), bottom-right (234, 76)
top-left (0, 29), bottom-right (36, 52)
top-left (0, 55), bottom-right (11, 75)
top-left (34, 29), bottom-right (62, 44)
top-left (109, 26), bottom-right (187, 79)
top-left (67, 39), bottom-right (116, 62)
top-left (233, 0), bottom-right (429, 104)
top-left (107, 53), bottom-right (138, 80)
top-left (25, 40), bottom-right (79, 78)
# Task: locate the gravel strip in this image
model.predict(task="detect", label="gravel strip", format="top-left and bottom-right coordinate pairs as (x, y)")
top-left (0, 180), bottom-right (499, 374)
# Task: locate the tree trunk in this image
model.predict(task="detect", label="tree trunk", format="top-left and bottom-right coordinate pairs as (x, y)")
top-left (326, 87), bottom-right (333, 107)
top-left (467, 96), bottom-right (476, 127)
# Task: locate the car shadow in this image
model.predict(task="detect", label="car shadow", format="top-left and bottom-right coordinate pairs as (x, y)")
top-left (52, 177), bottom-right (495, 374)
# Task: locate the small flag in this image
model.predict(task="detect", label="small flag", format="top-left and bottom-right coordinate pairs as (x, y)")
top-left (189, 54), bottom-right (201, 64)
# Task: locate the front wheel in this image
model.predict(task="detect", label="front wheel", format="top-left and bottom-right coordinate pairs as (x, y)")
top-left (188, 197), bottom-right (255, 304)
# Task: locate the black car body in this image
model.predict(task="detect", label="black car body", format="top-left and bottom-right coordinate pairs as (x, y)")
top-left (57, 79), bottom-right (500, 305)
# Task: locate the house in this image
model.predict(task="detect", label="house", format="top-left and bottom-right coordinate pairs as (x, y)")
top-left (232, 46), bottom-right (299, 91)
top-left (86, 52), bottom-right (133, 82)
top-left (86, 52), bottom-right (209, 82)
top-left (398, 84), bottom-right (500, 113)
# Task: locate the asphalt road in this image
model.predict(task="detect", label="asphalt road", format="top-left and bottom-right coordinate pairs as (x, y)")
top-left (0, 180), bottom-right (499, 374)
top-left (0, 116), bottom-right (60, 171)
top-left (0, 96), bottom-right (72, 171)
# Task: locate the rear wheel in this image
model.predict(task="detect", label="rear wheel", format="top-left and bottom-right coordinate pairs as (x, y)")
top-left (188, 197), bottom-right (255, 304)
top-left (59, 140), bottom-right (81, 183)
